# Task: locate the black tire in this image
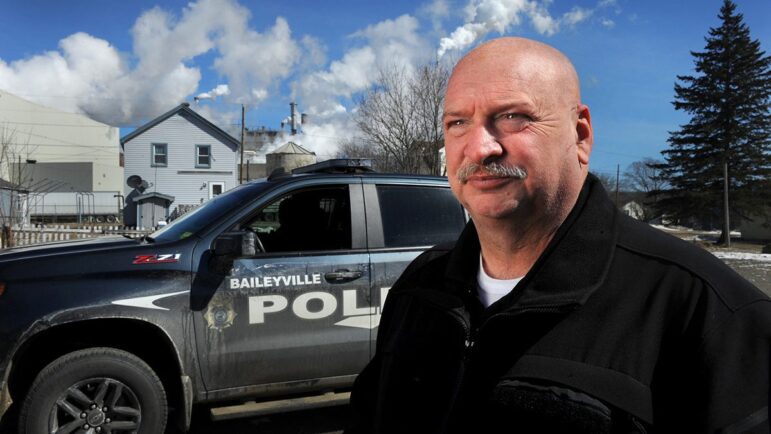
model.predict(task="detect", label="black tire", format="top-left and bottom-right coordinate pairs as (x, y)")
top-left (18, 347), bottom-right (167, 434)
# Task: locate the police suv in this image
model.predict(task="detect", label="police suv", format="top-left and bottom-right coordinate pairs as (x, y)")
top-left (0, 159), bottom-right (467, 433)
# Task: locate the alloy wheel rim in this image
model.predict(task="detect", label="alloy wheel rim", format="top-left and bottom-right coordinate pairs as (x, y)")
top-left (48, 377), bottom-right (141, 434)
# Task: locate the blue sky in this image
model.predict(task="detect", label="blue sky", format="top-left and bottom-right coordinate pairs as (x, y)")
top-left (1, 0), bottom-right (769, 176)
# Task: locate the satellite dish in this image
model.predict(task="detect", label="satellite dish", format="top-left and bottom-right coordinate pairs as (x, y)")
top-left (127, 175), bottom-right (143, 189)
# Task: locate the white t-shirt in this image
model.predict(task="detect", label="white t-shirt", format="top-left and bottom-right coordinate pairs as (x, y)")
top-left (477, 254), bottom-right (523, 308)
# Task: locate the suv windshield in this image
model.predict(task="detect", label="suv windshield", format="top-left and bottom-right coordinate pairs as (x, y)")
top-left (149, 182), bottom-right (272, 242)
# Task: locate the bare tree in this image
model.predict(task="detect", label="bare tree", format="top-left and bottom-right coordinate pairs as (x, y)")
top-left (337, 137), bottom-right (393, 172)
top-left (354, 62), bottom-right (449, 175)
top-left (625, 158), bottom-right (667, 194)
top-left (412, 62), bottom-right (449, 175)
top-left (0, 125), bottom-right (36, 247)
top-left (621, 158), bottom-right (669, 222)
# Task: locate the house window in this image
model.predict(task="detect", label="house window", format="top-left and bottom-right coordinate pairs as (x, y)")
top-left (208, 181), bottom-right (225, 199)
top-left (152, 143), bottom-right (167, 167)
top-left (196, 145), bottom-right (211, 168)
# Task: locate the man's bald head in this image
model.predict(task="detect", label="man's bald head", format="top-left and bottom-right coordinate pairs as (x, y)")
top-left (449, 37), bottom-right (581, 110)
top-left (442, 36), bottom-right (593, 229)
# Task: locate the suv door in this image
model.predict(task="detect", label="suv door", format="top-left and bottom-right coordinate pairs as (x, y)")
top-left (363, 181), bottom-right (467, 354)
top-left (193, 182), bottom-right (372, 392)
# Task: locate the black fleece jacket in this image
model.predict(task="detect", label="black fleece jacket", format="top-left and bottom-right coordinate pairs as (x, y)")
top-left (347, 175), bottom-right (771, 434)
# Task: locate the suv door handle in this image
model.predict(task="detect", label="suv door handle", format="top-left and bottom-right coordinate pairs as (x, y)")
top-left (324, 270), bottom-right (363, 283)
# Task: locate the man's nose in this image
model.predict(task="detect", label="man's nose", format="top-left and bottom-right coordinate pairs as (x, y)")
top-left (464, 124), bottom-right (504, 164)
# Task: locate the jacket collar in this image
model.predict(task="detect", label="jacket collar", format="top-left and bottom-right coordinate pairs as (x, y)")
top-left (445, 174), bottom-right (619, 311)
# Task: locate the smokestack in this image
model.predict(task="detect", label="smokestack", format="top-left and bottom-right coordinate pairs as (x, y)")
top-left (301, 113), bottom-right (308, 125)
top-left (290, 102), bottom-right (298, 135)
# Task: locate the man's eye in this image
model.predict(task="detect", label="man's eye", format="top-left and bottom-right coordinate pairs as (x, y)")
top-left (446, 119), bottom-right (464, 128)
top-left (496, 113), bottom-right (531, 132)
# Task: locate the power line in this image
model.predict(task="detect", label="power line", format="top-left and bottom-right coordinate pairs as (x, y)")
top-left (0, 120), bottom-right (115, 128)
top-left (4, 128), bottom-right (119, 148)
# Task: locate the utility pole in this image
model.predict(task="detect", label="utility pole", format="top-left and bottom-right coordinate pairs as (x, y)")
top-left (240, 104), bottom-right (245, 184)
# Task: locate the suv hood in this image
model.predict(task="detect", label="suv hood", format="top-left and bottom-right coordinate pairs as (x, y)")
top-left (0, 236), bottom-right (140, 262)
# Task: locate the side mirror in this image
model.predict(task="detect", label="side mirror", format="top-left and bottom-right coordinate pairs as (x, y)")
top-left (213, 233), bottom-right (242, 257)
top-left (213, 231), bottom-right (256, 257)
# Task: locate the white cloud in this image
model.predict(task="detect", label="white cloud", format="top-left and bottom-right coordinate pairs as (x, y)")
top-left (0, 0), bottom-right (302, 126)
top-left (196, 84), bottom-right (231, 101)
top-left (601, 18), bottom-right (615, 28)
top-left (295, 14), bottom-right (431, 116)
top-left (213, 16), bottom-right (300, 105)
top-left (527, 3), bottom-right (559, 36)
top-left (191, 104), bottom-right (241, 137)
top-left (0, 33), bottom-right (126, 115)
top-left (296, 120), bottom-right (355, 160)
top-left (438, 0), bottom-right (556, 56)
top-left (438, 0), bottom-right (619, 57)
top-left (421, 0), bottom-right (451, 33)
top-left (352, 14), bottom-right (431, 69)
top-left (288, 14), bottom-right (436, 160)
top-left (299, 35), bottom-right (327, 71)
top-left (562, 7), bottom-right (593, 27)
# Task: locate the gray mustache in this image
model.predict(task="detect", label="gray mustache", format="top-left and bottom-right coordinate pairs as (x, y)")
top-left (456, 162), bottom-right (528, 183)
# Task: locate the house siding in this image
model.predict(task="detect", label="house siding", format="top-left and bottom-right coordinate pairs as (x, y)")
top-left (123, 113), bottom-right (237, 210)
top-left (0, 89), bottom-right (123, 191)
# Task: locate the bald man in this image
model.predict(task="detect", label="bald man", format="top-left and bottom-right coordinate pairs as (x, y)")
top-left (347, 38), bottom-right (770, 433)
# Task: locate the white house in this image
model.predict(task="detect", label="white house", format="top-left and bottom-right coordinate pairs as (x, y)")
top-left (121, 103), bottom-right (239, 225)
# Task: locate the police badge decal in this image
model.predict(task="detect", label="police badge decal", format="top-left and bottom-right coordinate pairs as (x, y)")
top-left (204, 292), bottom-right (237, 330)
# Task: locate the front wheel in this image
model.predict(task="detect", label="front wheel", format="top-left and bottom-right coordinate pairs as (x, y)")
top-left (19, 347), bottom-right (167, 434)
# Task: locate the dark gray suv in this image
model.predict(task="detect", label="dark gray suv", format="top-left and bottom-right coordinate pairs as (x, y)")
top-left (0, 159), bottom-right (467, 433)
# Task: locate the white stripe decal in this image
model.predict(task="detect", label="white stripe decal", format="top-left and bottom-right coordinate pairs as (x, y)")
top-left (334, 314), bottom-right (382, 330)
top-left (112, 290), bottom-right (188, 311)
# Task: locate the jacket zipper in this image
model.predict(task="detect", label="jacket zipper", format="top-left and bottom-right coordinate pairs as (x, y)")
top-left (439, 305), bottom-right (473, 433)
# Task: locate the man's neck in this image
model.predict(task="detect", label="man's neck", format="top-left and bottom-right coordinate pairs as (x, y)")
top-left (475, 215), bottom-right (561, 279)
top-left (473, 183), bottom-right (583, 280)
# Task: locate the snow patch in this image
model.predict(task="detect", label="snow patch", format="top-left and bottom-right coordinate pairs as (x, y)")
top-left (711, 251), bottom-right (771, 262)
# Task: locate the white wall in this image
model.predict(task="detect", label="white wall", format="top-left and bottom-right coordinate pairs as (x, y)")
top-left (0, 89), bottom-right (122, 191)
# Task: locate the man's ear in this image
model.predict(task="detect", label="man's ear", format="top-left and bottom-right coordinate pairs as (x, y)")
top-left (575, 104), bottom-right (592, 165)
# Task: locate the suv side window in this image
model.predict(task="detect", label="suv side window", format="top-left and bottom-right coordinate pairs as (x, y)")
top-left (376, 185), bottom-right (465, 247)
top-left (246, 185), bottom-right (352, 252)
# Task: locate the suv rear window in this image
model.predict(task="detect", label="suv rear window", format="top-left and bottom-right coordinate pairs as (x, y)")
top-left (376, 185), bottom-right (465, 248)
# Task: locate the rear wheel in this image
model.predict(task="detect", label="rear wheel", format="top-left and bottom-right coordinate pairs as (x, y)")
top-left (18, 347), bottom-right (167, 434)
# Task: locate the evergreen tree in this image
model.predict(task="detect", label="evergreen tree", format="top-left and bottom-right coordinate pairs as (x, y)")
top-left (658, 0), bottom-right (770, 245)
